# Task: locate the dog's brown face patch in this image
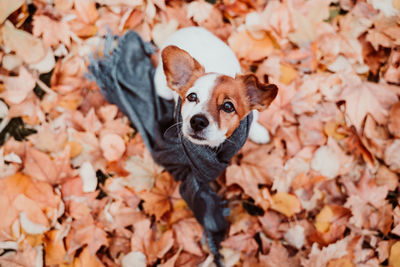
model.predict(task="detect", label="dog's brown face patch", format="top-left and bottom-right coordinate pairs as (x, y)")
top-left (207, 74), bottom-right (278, 138)
top-left (208, 76), bottom-right (250, 137)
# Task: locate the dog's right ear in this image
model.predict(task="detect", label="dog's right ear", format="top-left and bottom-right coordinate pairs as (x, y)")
top-left (162, 45), bottom-right (204, 96)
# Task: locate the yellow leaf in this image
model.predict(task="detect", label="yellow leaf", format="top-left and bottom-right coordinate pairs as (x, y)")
top-left (66, 141), bottom-right (83, 158)
top-left (45, 230), bottom-right (67, 266)
top-left (315, 205), bottom-right (333, 233)
top-left (271, 192), bottom-right (301, 217)
top-left (279, 64), bottom-right (298, 85)
top-left (327, 257), bottom-right (354, 267)
top-left (390, 241), bottom-right (400, 267)
top-left (24, 233), bottom-right (44, 247)
top-left (324, 121), bottom-right (346, 140)
top-left (1, 20), bottom-right (45, 64)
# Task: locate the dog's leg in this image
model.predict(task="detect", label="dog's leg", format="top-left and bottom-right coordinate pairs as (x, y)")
top-left (248, 110), bottom-right (271, 144)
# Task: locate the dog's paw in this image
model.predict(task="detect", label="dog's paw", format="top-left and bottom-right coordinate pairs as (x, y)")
top-left (249, 122), bottom-right (271, 144)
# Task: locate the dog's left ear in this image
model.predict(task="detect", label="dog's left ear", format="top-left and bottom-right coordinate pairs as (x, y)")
top-left (239, 74), bottom-right (278, 111)
top-left (162, 45), bottom-right (204, 96)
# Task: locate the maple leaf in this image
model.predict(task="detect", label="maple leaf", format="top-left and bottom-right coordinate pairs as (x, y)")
top-left (33, 15), bottom-right (71, 47)
top-left (340, 74), bottom-right (399, 132)
top-left (130, 218), bottom-right (174, 264)
top-left (172, 218), bottom-right (203, 256)
top-left (222, 232), bottom-right (259, 256)
top-left (139, 172), bottom-right (176, 221)
top-left (24, 145), bottom-right (73, 184)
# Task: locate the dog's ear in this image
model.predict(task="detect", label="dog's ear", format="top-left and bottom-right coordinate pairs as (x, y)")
top-left (162, 45), bottom-right (204, 96)
top-left (239, 74), bottom-right (278, 111)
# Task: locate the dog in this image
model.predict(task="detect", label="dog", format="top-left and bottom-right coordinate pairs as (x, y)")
top-left (154, 27), bottom-right (278, 147)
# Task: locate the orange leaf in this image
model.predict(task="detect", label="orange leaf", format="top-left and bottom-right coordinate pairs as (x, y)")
top-left (228, 30), bottom-right (274, 61)
top-left (390, 241), bottom-right (400, 267)
top-left (45, 230), bottom-right (67, 266)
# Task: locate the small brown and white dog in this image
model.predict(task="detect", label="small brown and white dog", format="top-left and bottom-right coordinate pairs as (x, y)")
top-left (155, 27), bottom-right (278, 147)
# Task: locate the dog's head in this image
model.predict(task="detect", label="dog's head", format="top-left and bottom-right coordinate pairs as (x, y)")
top-left (162, 45), bottom-right (278, 147)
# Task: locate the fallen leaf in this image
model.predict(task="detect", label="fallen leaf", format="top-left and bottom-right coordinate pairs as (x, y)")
top-left (228, 30), bottom-right (274, 61)
top-left (389, 241), bottom-right (400, 267)
top-left (79, 161), bottom-right (97, 192)
top-left (187, 0), bottom-right (213, 24)
top-left (33, 15), bottom-right (71, 47)
top-left (222, 232), bottom-right (259, 256)
top-left (271, 192), bottom-right (302, 217)
top-left (311, 146), bottom-right (340, 179)
top-left (73, 246), bottom-right (104, 267)
top-left (24, 145), bottom-right (73, 184)
top-left (139, 172), bottom-right (176, 221)
top-left (327, 257), bottom-right (354, 267)
top-left (121, 251), bottom-right (146, 267)
top-left (340, 75), bottom-right (399, 132)
top-left (0, 0), bottom-right (24, 23)
top-left (100, 133), bottom-right (126, 162)
top-left (388, 101), bottom-right (400, 138)
top-left (74, 0), bottom-right (98, 24)
top-left (284, 224), bottom-right (305, 249)
top-left (0, 67), bottom-right (36, 105)
top-left (173, 218), bottom-right (203, 256)
top-left (44, 230), bottom-right (67, 266)
top-left (1, 20), bottom-right (45, 64)
top-left (384, 139), bottom-right (400, 172)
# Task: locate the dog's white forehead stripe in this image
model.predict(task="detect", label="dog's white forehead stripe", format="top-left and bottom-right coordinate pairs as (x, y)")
top-left (187, 73), bottom-right (219, 102)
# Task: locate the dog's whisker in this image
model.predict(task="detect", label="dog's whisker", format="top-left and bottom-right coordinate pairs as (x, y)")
top-left (163, 121), bottom-right (183, 137)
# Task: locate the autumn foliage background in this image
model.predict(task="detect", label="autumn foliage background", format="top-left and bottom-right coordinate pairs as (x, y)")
top-left (0, 0), bottom-right (400, 266)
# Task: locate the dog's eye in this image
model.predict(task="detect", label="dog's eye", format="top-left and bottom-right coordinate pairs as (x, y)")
top-left (186, 93), bottom-right (197, 102)
top-left (221, 101), bottom-right (235, 113)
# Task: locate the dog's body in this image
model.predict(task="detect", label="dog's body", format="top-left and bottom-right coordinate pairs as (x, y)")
top-left (155, 27), bottom-right (277, 147)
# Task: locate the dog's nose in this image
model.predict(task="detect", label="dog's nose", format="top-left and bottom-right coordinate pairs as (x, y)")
top-left (190, 115), bottom-right (209, 132)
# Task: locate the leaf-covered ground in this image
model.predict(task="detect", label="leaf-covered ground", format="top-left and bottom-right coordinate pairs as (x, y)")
top-left (0, 0), bottom-right (400, 266)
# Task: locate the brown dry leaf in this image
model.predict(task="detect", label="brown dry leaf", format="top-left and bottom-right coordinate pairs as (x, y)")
top-left (327, 257), bottom-right (354, 267)
top-left (68, 222), bottom-right (109, 255)
top-left (0, 0), bottom-right (24, 23)
top-left (228, 30), bottom-right (274, 61)
top-left (1, 20), bottom-right (46, 64)
top-left (33, 15), bottom-right (71, 47)
top-left (74, 0), bottom-right (98, 24)
top-left (388, 101), bottom-right (400, 138)
top-left (340, 75), bottom-right (399, 132)
top-left (73, 246), bottom-right (104, 267)
top-left (44, 230), bottom-right (67, 266)
top-left (384, 49), bottom-right (400, 84)
top-left (130, 219), bottom-right (174, 264)
top-left (384, 139), bottom-right (400, 172)
top-left (24, 145), bottom-right (73, 185)
top-left (270, 192), bottom-right (302, 217)
top-left (186, 0), bottom-right (213, 24)
top-left (173, 218), bottom-right (203, 256)
top-left (390, 241), bottom-right (400, 267)
top-left (100, 133), bottom-right (126, 162)
top-left (0, 67), bottom-right (36, 105)
top-left (139, 172), bottom-right (176, 221)
top-left (259, 241), bottom-right (298, 267)
top-left (222, 232), bottom-right (258, 256)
